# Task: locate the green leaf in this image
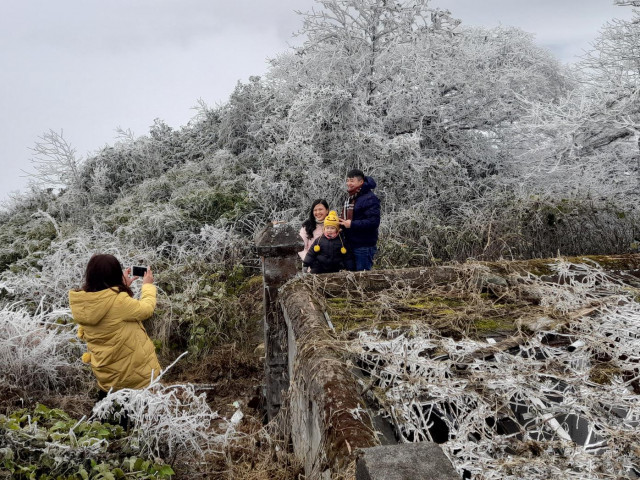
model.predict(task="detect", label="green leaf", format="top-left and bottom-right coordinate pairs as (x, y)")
top-left (96, 472), bottom-right (116, 480)
top-left (34, 404), bottom-right (51, 415)
top-left (48, 408), bottom-right (71, 421)
top-left (112, 467), bottom-right (125, 478)
top-left (133, 458), bottom-right (148, 471)
top-left (51, 420), bottom-right (69, 431)
top-left (157, 465), bottom-right (175, 476)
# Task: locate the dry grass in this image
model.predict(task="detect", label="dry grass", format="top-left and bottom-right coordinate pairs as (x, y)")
top-left (307, 260), bottom-right (640, 479)
top-left (159, 344), bottom-right (303, 479)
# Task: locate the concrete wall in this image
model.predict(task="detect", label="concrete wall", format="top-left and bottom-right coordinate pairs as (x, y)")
top-left (256, 224), bottom-right (640, 479)
top-left (280, 283), bottom-right (379, 478)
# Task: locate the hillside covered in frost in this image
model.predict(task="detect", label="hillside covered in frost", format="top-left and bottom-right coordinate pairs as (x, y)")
top-left (0, 0), bottom-right (639, 478)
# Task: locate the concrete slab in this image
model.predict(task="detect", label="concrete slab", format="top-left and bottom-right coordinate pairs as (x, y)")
top-left (356, 443), bottom-right (459, 480)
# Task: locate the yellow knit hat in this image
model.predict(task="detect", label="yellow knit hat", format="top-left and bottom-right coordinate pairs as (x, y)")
top-left (324, 210), bottom-right (340, 230)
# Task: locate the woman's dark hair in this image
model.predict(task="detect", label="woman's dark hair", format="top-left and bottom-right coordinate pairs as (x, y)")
top-left (81, 254), bottom-right (133, 297)
top-left (302, 199), bottom-right (329, 239)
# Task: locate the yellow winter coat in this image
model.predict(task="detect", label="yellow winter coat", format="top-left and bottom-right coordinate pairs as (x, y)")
top-left (69, 284), bottom-right (162, 392)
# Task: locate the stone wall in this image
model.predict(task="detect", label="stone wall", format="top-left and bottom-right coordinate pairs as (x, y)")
top-left (280, 283), bottom-right (379, 478)
top-left (256, 221), bottom-right (640, 479)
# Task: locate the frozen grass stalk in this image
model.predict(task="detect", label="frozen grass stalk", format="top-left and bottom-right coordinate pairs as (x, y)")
top-left (91, 352), bottom-right (241, 462)
top-left (349, 261), bottom-right (640, 479)
top-left (0, 303), bottom-right (87, 393)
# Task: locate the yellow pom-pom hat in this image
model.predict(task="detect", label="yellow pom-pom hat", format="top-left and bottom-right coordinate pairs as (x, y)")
top-left (323, 210), bottom-right (340, 230)
top-left (311, 210), bottom-right (347, 255)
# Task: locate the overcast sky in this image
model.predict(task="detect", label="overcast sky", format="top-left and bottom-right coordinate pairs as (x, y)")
top-left (0, 1), bottom-right (634, 203)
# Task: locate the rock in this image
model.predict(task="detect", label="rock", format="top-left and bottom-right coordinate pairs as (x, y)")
top-left (356, 443), bottom-right (458, 480)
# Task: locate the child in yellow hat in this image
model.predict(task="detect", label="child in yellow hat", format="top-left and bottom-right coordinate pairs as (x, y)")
top-left (303, 210), bottom-right (348, 274)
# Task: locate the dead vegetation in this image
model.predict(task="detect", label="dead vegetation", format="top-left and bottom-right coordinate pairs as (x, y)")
top-left (294, 258), bottom-right (640, 479)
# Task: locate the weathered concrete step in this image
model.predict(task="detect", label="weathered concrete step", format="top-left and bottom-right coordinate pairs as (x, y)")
top-left (356, 443), bottom-right (459, 480)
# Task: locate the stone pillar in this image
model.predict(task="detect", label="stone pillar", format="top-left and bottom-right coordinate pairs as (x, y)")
top-left (255, 221), bottom-right (303, 419)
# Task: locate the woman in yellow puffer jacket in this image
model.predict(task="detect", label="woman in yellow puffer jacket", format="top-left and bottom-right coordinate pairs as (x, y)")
top-left (69, 254), bottom-right (161, 397)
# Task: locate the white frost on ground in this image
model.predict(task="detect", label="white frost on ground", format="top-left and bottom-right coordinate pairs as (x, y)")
top-left (350, 262), bottom-right (640, 479)
top-left (91, 353), bottom-right (242, 462)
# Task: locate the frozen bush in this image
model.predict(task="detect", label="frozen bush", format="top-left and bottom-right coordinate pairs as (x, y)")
top-left (91, 355), bottom-right (237, 461)
top-left (170, 225), bottom-right (250, 267)
top-left (0, 230), bottom-right (158, 310)
top-left (0, 304), bottom-right (88, 392)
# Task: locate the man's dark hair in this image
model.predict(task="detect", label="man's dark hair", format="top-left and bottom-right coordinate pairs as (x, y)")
top-left (346, 169), bottom-right (365, 180)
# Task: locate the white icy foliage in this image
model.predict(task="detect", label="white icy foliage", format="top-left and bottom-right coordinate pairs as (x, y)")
top-left (169, 224), bottom-right (249, 267)
top-left (514, 4), bottom-right (640, 205)
top-left (91, 354), bottom-right (239, 461)
top-left (528, 259), bottom-right (626, 314)
top-left (0, 230), bottom-right (158, 309)
top-left (0, 303), bottom-right (87, 392)
top-left (351, 262), bottom-right (640, 479)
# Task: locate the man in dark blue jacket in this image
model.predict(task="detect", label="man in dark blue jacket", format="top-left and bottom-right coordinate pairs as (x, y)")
top-left (339, 169), bottom-right (380, 271)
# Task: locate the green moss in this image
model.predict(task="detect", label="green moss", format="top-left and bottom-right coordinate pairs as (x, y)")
top-left (243, 275), bottom-right (264, 289)
top-left (329, 310), bottom-right (377, 333)
top-left (578, 255), bottom-right (639, 270)
top-left (405, 296), bottom-right (465, 309)
top-left (473, 316), bottom-right (515, 332)
top-left (517, 259), bottom-right (555, 277)
top-left (326, 297), bottom-right (349, 308)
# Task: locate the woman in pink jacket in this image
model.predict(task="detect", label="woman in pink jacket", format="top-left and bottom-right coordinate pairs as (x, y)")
top-left (299, 199), bottom-right (329, 263)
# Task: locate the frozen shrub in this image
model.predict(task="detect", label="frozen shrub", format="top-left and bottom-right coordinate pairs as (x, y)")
top-left (0, 230), bottom-right (158, 309)
top-left (0, 304), bottom-right (88, 392)
top-left (171, 225), bottom-right (250, 267)
top-left (91, 355), bottom-right (235, 461)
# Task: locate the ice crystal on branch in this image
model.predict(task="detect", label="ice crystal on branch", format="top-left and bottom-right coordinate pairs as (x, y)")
top-left (0, 304), bottom-right (87, 393)
top-left (91, 354), bottom-right (236, 462)
top-left (349, 262), bottom-right (640, 479)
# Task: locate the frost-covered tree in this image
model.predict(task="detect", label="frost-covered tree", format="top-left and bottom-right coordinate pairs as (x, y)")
top-left (513, 2), bottom-right (640, 203)
top-left (295, 0), bottom-right (459, 104)
top-left (246, 0), bottom-right (571, 228)
top-left (27, 129), bottom-right (82, 191)
top-left (579, 2), bottom-right (640, 158)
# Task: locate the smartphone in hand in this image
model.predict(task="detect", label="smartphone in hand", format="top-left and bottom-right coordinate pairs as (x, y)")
top-left (132, 266), bottom-right (147, 277)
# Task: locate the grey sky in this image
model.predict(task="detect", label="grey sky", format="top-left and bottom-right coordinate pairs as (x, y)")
top-left (0, 1), bottom-right (634, 203)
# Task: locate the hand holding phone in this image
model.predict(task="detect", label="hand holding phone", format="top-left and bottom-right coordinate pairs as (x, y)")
top-left (142, 267), bottom-right (154, 285)
top-left (132, 266), bottom-right (147, 277)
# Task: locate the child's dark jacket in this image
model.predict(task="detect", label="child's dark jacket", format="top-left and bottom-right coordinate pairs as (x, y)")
top-left (303, 234), bottom-right (347, 274)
